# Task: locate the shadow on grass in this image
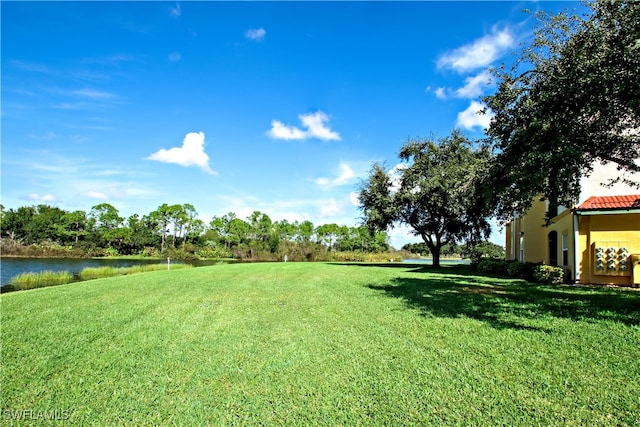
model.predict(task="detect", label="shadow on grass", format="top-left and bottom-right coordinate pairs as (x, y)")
top-left (336, 263), bottom-right (640, 329)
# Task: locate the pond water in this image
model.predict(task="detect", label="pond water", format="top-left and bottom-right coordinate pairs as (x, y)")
top-left (0, 257), bottom-right (229, 287)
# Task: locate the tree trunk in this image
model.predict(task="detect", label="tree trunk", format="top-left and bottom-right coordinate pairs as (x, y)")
top-left (424, 239), bottom-right (442, 268)
top-left (431, 247), bottom-right (441, 268)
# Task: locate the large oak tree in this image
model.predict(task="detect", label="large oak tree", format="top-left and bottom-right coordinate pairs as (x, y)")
top-left (484, 0), bottom-right (640, 220)
top-left (358, 131), bottom-right (492, 267)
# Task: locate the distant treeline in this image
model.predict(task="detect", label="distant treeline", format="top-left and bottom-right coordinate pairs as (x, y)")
top-left (0, 203), bottom-right (391, 260)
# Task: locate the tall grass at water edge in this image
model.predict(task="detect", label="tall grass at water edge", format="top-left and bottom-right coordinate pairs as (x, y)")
top-left (9, 270), bottom-right (74, 291)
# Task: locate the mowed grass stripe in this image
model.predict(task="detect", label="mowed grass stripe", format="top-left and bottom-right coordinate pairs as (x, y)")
top-left (1, 262), bottom-right (639, 425)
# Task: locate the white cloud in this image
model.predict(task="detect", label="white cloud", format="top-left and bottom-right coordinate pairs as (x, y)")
top-left (320, 198), bottom-right (341, 218)
top-left (28, 193), bottom-right (56, 202)
top-left (438, 27), bottom-right (514, 72)
top-left (268, 120), bottom-right (308, 140)
top-left (456, 101), bottom-right (494, 130)
top-left (268, 111), bottom-right (341, 141)
top-left (168, 52), bottom-right (181, 62)
top-left (245, 28), bottom-right (266, 41)
top-left (146, 131), bottom-right (217, 175)
top-left (454, 70), bottom-right (494, 98)
top-left (300, 112), bottom-right (341, 141)
top-left (349, 192), bottom-right (360, 206)
top-left (169, 3), bottom-right (181, 18)
top-left (434, 87), bottom-right (447, 100)
top-left (388, 163), bottom-right (407, 193)
top-left (316, 163), bottom-right (355, 189)
top-left (386, 224), bottom-right (422, 250)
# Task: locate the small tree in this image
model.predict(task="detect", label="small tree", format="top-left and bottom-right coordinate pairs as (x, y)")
top-left (89, 203), bottom-right (125, 251)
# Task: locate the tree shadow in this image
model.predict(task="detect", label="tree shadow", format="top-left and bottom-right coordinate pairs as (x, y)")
top-left (336, 263), bottom-right (640, 329)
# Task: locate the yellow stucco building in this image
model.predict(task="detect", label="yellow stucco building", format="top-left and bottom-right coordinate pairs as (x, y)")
top-left (505, 163), bottom-right (640, 286)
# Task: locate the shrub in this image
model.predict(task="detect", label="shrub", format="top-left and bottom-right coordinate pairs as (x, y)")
top-left (328, 251), bottom-right (401, 263)
top-left (196, 245), bottom-right (233, 259)
top-left (476, 259), bottom-right (510, 275)
top-left (533, 265), bottom-right (565, 284)
top-left (520, 262), bottom-right (543, 282)
top-left (476, 259), bottom-right (543, 281)
top-left (102, 247), bottom-right (119, 257)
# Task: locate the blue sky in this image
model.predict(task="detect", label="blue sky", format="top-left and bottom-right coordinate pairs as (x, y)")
top-left (1, 1), bottom-right (580, 248)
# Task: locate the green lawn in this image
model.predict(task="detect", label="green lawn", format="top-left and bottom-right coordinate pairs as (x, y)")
top-left (2, 262), bottom-right (639, 426)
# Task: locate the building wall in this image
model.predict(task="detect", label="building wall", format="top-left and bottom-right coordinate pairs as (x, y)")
top-left (504, 205), bottom-right (640, 286)
top-left (545, 210), bottom-right (575, 276)
top-left (504, 161), bottom-right (639, 285)
top-left (519, 199), bottom-right (547, 263)
top-left (577, 213), bottom-right (640, 286)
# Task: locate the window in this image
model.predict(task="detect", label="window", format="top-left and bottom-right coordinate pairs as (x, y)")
top-left (519, 235), bottom-right (524, 262)
top-left (562, 233), bottom-right (569, 266)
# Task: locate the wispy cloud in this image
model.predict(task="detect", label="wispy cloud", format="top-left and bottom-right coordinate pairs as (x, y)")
top-left (245, 28), bottom-right (266, 42)
top-left (268, 111), bottom-right (341, 141)
top-left (146, 131), bottom-right (217, 175)
top-left (44, 86), bottom-right (122, 110)
top-left (53, 102), bottom-right (88, 110)
top-left (437, 26), bottom-right (514, 73)
top-left (27, 193), bottom-right (57, 202)
top-left (168, 52), bottom-right (181, 62)
top-left (169, 3), bottom-right (181, 18)
top-left (72, 88), bottom-right (117, 100)
top-left (82, 190), bottom-right (110, 200)
top-left (316, 163), bottom-right (355, 189)
top-left (10, 60), bottom-right (52, 74)
top-left (456, 101), bottom-right (494, 130)
top-left (28, 132), bottom-right (57, 140)
top-left (7, 151), bottom-right (156, 210)
top-left (81, 54), bottom-right (140, 66)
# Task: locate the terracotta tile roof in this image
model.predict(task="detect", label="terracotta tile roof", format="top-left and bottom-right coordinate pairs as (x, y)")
top-left (576, 194), bottom-right (640, 211)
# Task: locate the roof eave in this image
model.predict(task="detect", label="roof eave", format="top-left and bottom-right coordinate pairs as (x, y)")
top-left (574, 208), bottom-right (640, 216)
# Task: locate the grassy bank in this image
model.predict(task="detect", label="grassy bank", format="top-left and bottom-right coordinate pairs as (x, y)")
top-left (1, 263), bottom-right (639, 425)
top-left (78, 263), bottom-right (192, 281)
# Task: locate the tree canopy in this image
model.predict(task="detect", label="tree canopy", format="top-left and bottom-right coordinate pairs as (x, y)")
top-left (484, 0), bottom-right (640, 220)
top-left (358, 131), bottom-right (492, 267)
